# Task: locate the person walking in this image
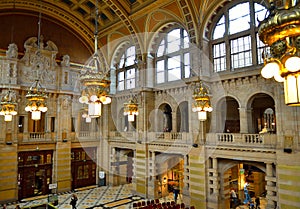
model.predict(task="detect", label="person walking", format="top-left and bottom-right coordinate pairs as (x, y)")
top-left (255, 196), bottom-right (260, 209)
top-left (70, 194), bottom-right (78, 209)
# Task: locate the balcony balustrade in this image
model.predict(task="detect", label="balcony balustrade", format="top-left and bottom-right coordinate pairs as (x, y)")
top-left (109, 131), bottom-right (278, 150)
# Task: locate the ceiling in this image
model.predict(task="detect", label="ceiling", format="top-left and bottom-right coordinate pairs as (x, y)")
top-left (0, 0), bottom-right (157, 48)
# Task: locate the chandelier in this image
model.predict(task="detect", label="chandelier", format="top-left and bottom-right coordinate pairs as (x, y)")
top-left (0, 90), bottom-right (17, 122)
top-left (25, 11), bottom-right (48, 120)
top-left (191, 81), bottom-right (213, 121)
top-left (25, 80), bottom-right (48, 120)
top-left (258, 0), bottom-right (300, 106)
top-left (123, 96), bottom-right (138, 122)
top-left (79, 6), bottom-right (111, 117)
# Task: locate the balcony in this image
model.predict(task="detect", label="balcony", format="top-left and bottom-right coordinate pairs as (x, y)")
top-left (17, 132), bottom-right (56, 144)
top-left (108, 131), bottom-right (277, 151)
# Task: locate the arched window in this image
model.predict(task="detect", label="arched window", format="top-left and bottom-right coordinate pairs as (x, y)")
top-left (211, 0), bottom-right (268, 72)
top-left (155, 28), bottom-right (191, 84)
top-left (116, 45), bottom-right (136, 91)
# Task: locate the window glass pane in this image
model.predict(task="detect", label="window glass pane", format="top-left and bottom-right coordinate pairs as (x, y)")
top-left (118, 71), bottom-right (125, 91)
top-left (213, 43), bottom-right (226, 72)
top-left (213, 16), bottom-right (225, 40)
top-left (157, 39), bottom-right (165, 57)
top-left (156, 60), bottom-right (165, 84)
top-left (126, 46), bottom-right (136, 66)
top-left (184, 53), bottom-right (190, 78)
top-left (119, 54), bottom-right (125, 68)
top-left (229, 3), bottom-right (250, 34)
top-left (256, 33), bottom-right (266, 65)
top-left (255, 3), bottom-right (268, 27)
top-left (231, 36), bottom-right (252, 68)
top-left (126, 68), bottom-right (135, 89)
top-left (183, 30), bottom-right (190, 48)
top-left (168, 55), bottom-right (181, 81)
top-left (167, 29), bottom-right (180, 53)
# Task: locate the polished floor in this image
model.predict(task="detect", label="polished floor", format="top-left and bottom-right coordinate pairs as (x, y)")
top-left (2, 184), bottom-right (266, 209)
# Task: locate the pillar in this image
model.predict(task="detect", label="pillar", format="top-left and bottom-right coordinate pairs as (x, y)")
top-left (265, 163), bottom-right (277, 209)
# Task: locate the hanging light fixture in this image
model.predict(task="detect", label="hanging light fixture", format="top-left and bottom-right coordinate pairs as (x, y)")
top-left (0, 90), bottom-right (17, 122)
top-left (79, 4), bottom-right (111, 117)
top-left (258, 0), bottom-right (300, 106)
top-left (123, 95), bottom-right (138, 122)
top-left (24, 10), bottom-right (48, 120)
top-left (25, 80), bottom-right (48, 120)
top-left (191, 81), bottom-right (213, 121)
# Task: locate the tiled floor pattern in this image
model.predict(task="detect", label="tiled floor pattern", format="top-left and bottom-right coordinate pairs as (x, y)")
top-left (2, 184), bottom-right (266, 209)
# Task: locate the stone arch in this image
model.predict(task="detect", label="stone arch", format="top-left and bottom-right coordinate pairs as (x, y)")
top-left (246, 93), bottom-right (276, 134)
top-left (176, 101), bottom-right (189, 132)
top-left (147, 21), bottom-right (189, 57)
top-left (218, 159), bottom-right (267, 208)
top-left (158, 103), bottom-right (173, 132)
top-left (215, 96), bottom-right (240, 133)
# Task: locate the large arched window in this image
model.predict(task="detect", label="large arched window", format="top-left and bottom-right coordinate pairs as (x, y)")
top-left (155, 28), bottom-right (191, 84)
top-left (116, 45), bottom-right (136, 91)
top-left (211, 0), bottom-right (268, 72)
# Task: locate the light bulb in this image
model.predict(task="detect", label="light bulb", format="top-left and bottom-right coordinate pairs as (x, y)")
top-left (261, 62), bottom-right (279, 79)
top-left (285, 56), bottom-right (300, 72)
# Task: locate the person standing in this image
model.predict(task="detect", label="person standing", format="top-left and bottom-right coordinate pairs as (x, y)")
top-left (255, 196), bottom-right (260, 209)
top-left (230, 189), bottom-right (238, 206)
top-left (173, 186), bottom-right (179, 203)
top-left (243, 182), bottom-right (251, 204)
top-left (70, 194), bottom-right (78, 209)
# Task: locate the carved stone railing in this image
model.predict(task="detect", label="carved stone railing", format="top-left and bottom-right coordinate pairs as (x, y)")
top-left (108, 131), bottom-right (193, 145)
top-left (108, 131), bottom-right (278, 150)
top-left (18, 132), bottom-right (55, 143)
top-left (76, 131), bottom-right (100, 141)
top-left (206, 133), bottom-right (277, 149)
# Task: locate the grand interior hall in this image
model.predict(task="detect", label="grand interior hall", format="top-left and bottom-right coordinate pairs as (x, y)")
top-left (0, 0), bottom-right (300, 209)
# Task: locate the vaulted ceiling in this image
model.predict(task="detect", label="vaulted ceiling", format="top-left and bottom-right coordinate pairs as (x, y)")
top-left (0, 0), bottom-right (158, 49)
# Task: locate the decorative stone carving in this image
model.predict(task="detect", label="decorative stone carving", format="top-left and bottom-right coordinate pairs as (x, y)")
top-left (20, 37), bottom-right (59, 85)
top-left (61, 55), bottom-right (70, 67)
top-left (6, 43), bottom-right (18, 59)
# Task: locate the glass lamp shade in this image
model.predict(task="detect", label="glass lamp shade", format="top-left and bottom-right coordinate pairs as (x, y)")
top-left (4, 114), bottom-right (12, 122)
top-left (128, 114), bottom-right (135, 122)
top-left (261, 62), bottom-right (279, 79)
top-left (79, 96), bottom-right (89, 104)
top-left (86, 116), bottom-right (92, 123)
top-left (285, 56), bottom-right (300, 72)
top-left (31, 110), bottom-right (41, 120)
top-left (274, 72), bottom-right (285, 82)
top-left (284, 74), bottom-right (300, 106)
top-left (88, 102), bottom-right (101, 117)
top-left (38, 106), bottom-right (48, 112)
top-left (198, 111), bottom-right (207, 121)
top-left (101, 96), bottom-right (111, 104)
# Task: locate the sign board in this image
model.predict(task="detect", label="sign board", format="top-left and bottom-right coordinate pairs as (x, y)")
top-left (99, 171), bottom-right (105, 179)
top-left (49, 183), bottom-right (57, 189)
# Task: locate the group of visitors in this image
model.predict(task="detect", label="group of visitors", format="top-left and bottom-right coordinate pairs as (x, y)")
top-left (230, 182), bottom-right (261, 209)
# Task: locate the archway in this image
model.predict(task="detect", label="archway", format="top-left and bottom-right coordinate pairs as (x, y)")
top-left (220, 160), bottom-right (267, 209)
top-left (217, 96), bottom-right (240, 133)
top-left (154, 153), bottom-right (184, 199)
top-left (176, 101), bottom-right (189, 132)
top-left (248, 93), bottom-right (275, 134)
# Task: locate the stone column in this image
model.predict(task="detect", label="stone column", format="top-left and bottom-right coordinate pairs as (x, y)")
top-left (265, 163), bottom-right (277, 209)
top-left (239, 107), bottom-right (251, 133)
top-left (109, 147), bottom-right (118, 185)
